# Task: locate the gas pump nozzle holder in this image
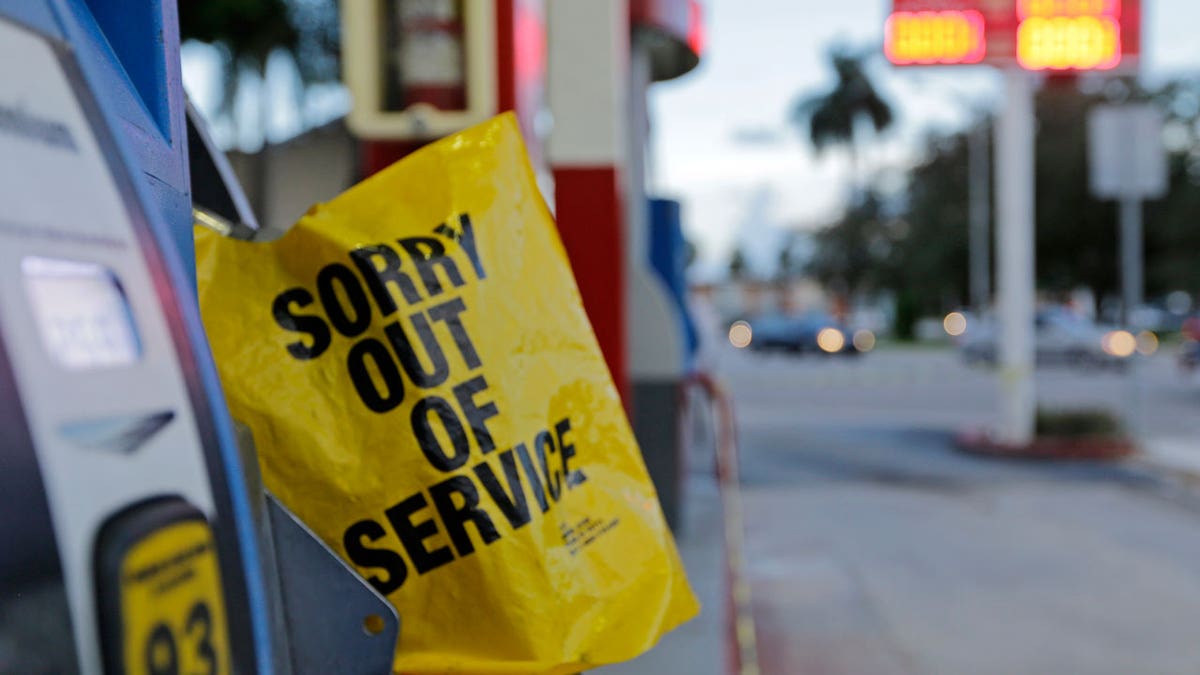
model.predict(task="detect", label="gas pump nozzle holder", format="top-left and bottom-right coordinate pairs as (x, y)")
top-left (0, 2), bottom-right (397, 673)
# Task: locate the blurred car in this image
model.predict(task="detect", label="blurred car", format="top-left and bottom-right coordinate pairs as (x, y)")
top-left (1180, 339), bottom-right (1200, 371)
top-left (1130, 304), bottom-right (1183, 334)
top-left (743, 311), bottom-right (866, 356)
top-left (1182, 314), bottom-right (1200, 342)
top-left (960, 308), bottom-right (1130, 369)
top-left (1179, 314), bottom-right (1200, 372)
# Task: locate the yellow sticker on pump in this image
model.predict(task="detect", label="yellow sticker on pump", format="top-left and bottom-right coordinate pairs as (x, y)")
top-left (115, 517), bottom-right (230, 675)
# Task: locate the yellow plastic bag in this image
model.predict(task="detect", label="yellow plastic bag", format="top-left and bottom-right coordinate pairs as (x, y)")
top-left (195, 113), bottom-right (698, 674)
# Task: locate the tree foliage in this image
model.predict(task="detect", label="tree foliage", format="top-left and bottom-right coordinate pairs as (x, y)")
top-left (1143, 77), bottom-right (1200, 295)
top-left (180, 0), bottom-right (340, 114)
top-left (804, 191), bottom-right (894, 296)
top-left (728, 247), bottom-right (748, 281)
top-left (1033, 80), bottom-right (1115, 296)
top-left (790, 46), bottom-right (894, 157)
top-left (886, 131), bottom-right (972, 312)
top-left (1031, 77), bottom-right (1200, 301)
top-left (807, 75), bottom-right (1200, 318)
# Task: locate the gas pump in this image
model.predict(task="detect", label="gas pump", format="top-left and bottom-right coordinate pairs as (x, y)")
top-left (0, 3), bottom-right (269, 673)
top-left (0, 2), bottom-right (397, 674)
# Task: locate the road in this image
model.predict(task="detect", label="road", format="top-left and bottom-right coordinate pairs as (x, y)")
top-left (722, 345), bottom-right (1200, 674)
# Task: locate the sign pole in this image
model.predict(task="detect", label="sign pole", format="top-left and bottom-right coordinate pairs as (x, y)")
top-left (969, 115), bottom-right (991, 313)
top-left (1088, 103), bottom-right (1163, 441)
top-left (1120, 196), bottom-right (1145, 438)
top-left (1088, 104), bottom-right (1165, 326)
top-left (1119, 197), bottom-right (1143, 327)
top-left (995, 69), bottom-right (1037, 445)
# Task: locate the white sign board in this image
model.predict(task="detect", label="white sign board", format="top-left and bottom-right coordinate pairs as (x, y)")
top-left (1088, 104), bottom-right (1167, 200)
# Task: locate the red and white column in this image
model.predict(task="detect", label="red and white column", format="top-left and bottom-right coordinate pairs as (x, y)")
top-left (547, 0), bottom-right (631, 404)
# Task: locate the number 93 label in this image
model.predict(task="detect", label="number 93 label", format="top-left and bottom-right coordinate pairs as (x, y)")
top-left (96, 500), bottom-right (231, 675)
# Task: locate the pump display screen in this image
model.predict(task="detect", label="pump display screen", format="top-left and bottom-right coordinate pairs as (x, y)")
top-left (22, 257), bottom-right (141, 369)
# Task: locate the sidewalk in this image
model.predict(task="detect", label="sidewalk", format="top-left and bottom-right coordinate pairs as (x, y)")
top-left (599, 389), bottom-right (1200, 674)
top-left (729, 419), bottom-right (1200, 674)
top-left (1139, 436), bottom-right (1200, 481)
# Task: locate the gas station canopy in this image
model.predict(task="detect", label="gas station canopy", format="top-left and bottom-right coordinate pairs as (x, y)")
top-left (885, 0), bottom-right (1140, 71)
top-left (631, 0), bottom-right (705, 81)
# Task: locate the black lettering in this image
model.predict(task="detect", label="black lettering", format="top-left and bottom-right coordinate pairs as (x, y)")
top-left (428, 475), bottom-right (500, 557)
top-left (398, 237), bottom-right (465, 297)
top-left (514, 443), bottom-right (550, 513)
top-left (347, 338), bottom-right (405, 413)
top-left (410, 396), bottom-right (470, 471)
top-left (535, 430), bottom-right (562, 502)
top-left (350, 243), bottom-right (423, 316)
top-left (556, 417), bottom-right (586, 488)
top-left (317, 263), bottom-right (372, 337)
top-left (473, 449), bottom-right (532, 529)
top-left (452, 376), bottom-right (499, 455)
top-left (343, 519), bottom-right (408, 594)
top-left (428, 297), bottom-right (482, 369)
top-left (384, 493), bottom-right (454, 575)
top-left (186, 602), bottom-right (216, 675)
top-left (145, 623), bottom-right (177, 675)
top-left (384, 313), bottom-right (449, 389)
top-left (271, 288), bottom-right (331, 360)
top-left (456, 213), bottom-right (487, 280)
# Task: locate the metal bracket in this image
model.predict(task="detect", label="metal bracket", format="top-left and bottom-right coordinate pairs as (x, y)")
top-left (267, 495), bottom-right (400, 675)
top-left (185, 97), bottom-right (260, 240)
top-left (230, 422), bottom-right (398, 675)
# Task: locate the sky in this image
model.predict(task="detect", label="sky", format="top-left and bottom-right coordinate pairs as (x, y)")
top-left (182, 1), bottom-right (1200, 273)
top-left (649, 0), bottom-right (1200, 270)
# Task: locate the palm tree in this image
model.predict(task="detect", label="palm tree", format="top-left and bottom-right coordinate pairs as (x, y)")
top-left (790, 45), bottom-right (894, 201)
top-left (728, 247), bottom-right (748, 281)
top-left (181, 0), bottom-right (340, 122)
top-left (180, 0), bottom-right (340, 211)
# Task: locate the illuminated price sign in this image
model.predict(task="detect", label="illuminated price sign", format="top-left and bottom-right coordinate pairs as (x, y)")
top-left (1016, 0), bottom-right (1137, 71)
top-left (885, 10), bottom-right (987, 65)
top-left (885, 0), bottom-right (1139, 71)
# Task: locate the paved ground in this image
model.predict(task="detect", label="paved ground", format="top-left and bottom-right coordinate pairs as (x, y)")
top-left (723, 344), bottom-right (1200, 674)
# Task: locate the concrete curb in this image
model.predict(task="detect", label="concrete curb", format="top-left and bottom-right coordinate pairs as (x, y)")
top-left (685, 373), bottom-right (760, 675)
top-left (1134, 438), bottom-right (1200, 484)
top-left (955, 429), bottom-right (1137, 460)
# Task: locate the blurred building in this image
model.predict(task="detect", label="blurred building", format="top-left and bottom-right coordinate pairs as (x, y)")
top-left (225, 119), bottom-right (357, 240)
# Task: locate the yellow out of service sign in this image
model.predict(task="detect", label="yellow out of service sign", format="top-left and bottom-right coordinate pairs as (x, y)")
top-left (196, 114), bottom-right (697, 674)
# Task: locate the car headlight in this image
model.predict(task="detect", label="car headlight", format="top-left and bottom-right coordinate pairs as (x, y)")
top-left (853, 329), bottom-right (876, 352)
top-left (817, 327), bottom-right (845, 353)
top-left (1136, 330), bottom-right (1158, 356)
top-left (728, 321), bottom-right (752, 349)
top-left (1101, 330), bottom-right (1136, 358)
top-left (943, 312), bottom-right (967, 337)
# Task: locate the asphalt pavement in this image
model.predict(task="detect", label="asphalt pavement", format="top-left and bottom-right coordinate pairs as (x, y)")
top-left (723, 343), bottom-right (1200, 674)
